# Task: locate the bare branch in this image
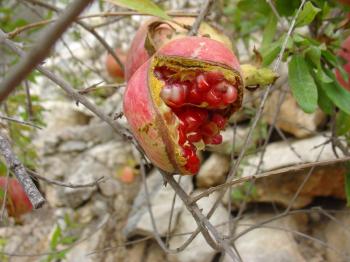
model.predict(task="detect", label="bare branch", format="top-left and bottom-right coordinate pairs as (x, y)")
top-left (27, 169), bottom-right (105, 189)
top-left (0, 115), bottom-right (43, 129)
top-left (188, 0), bottom-right (215, 36)
top-left (0, 0), bottom-right (94, 102)
top-left (0, 132), bottom-right (45, 209)
top-left (190, 156), bottom-right (350, 203)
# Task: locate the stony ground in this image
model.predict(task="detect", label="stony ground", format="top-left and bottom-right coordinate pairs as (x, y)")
top-left (1, 1), bottom-right (350, 262)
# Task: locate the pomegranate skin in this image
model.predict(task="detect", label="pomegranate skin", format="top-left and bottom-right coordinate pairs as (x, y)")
top-left (336, 36), bottom-right (350, 91)
top-left (125, 17), bottom-right (233, 81)
top-left (123, 36), bottom-right (243, 175)
top-left (0, 177), bottom-right (33, 217)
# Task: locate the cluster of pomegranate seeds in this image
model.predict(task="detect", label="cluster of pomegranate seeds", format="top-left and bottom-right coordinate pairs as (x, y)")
top-left (155, 66), bottom-right (237, 174)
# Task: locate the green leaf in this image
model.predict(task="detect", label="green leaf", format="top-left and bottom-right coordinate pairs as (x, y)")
top-left (261, 42), bottom-right (281, 67)
top-left (107, 0), bottom-right (170, 20)
top-left (288, 54), bottom-right (318, 113)
top-left (304, 46), bottom-right (321, 68)
top-left (295, 2), bottom-right (321, 27)
top-left (50, 225), bottom-right (61, 250)
top-left (345, 162), bottom-right (350, 207)
top-left (275, 0), bottom-right (301, 17)
top-left (336, 111), bottom-right (350, 135)
top-left (316, 81), bottom-right (333, 114)
top-left (318, 68), bottom-right (350, 115)
top-left (261, 15), bottom-right (277, 49)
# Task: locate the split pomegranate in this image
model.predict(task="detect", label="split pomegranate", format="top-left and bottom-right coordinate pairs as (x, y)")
top-left (125, 17), bottom-right (232, 81)
top-left (123, 37), bottom-right (243, 175)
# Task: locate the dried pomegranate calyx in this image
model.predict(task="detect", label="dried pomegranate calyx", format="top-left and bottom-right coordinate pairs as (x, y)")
top-left (147, 55), bottom-right (243, 175)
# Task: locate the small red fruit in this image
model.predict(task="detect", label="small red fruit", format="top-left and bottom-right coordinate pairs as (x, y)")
top-left (118, 166), bottom-right (136, 184)
top-left (105, 48), bottom-right (126, 79)
top-left (123, 37), bottom-right (243, 175)
top-left (0, 177), bottom-right (33, 217)
top-left (336, 36), bottom-right (350, 91)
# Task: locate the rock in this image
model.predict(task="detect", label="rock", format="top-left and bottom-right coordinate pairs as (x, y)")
top-left (167, 191), bottom-right (230, 262)
top-left (263, 89), bottom-right (325, 138)
top-left (325, 208), bottom-right (350, 261)
top-left (86, 140), bottom-right (133, 169)
top-left (98, 178), bottom-right (121, 197)
top-left (238, 134), bottom-right (347, 208)
top-left (206, 126), bottom-right (252, 155)
top-left (229, 213), bottom-right (306, 262)
top-left (124, 170), bottom-right (193, 237)
top-left (127, 241), bottom-right (147, 262)
top-left (196, 153), bottom-right (230, 188)
top-left (46, 155), bottom-right (108, 208)
top-left (145, 241), bottom-right (167, 262)
top-left (58, 140), bottom-right (87, 152)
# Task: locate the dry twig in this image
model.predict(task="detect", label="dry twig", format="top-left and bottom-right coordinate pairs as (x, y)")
top-left (0, 132), bottom-right (45, 209)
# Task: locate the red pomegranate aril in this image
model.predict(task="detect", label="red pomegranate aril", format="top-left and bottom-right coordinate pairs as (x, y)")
top-left (222, 84), bottom-right (238, 104)
top-left (178, 125), bottom-right (187, 145)
top-left (154, 66), bottom-right (175, 80)
top-left (187, 132), bottom-right (202, 143)
top-left (211, 113), bottom-right (226, 129)
top-left (206, 88), bottom-right (222, 106)
top-left (188, 86), bottom-right (203, 104)
top-left (196, 74), bottom-right (210, 91)
top-left (204, 71), bottom-right (225, 85)
top-left (210, 134), bottom-right (223, 145)
top-left (201, 122), bottom-right (219, 137)
top-left (160, 83), bottom-right (187, 107)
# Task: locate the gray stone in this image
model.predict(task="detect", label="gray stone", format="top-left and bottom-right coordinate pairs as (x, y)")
top-left (206, 126), bottom-right (251, 155)
top-left (98, 178), bottom-right (121, 197)
top-left (167, 191), bottom-right (230, 262)
top-left (230, 214), bottom-right (306, 262)
top-left (58, 140), bottom-right (87, 152)
top-left (124, 170), bottom-right (193, 237)
top-left (197, 153), bottom-right (230, 188)
top-left (325, 209), bottom-right (350, 261)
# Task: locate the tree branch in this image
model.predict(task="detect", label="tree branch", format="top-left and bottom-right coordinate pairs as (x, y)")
top-left (0, 132), bottom-right (45, 209)
top-left (0, 0), bottom-right (93, 102)
top-left (188, 0), bottom-right (215, 36)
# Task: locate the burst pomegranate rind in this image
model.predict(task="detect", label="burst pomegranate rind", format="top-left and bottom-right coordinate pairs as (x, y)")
top-left (123, 37), bottom-right (243, 175)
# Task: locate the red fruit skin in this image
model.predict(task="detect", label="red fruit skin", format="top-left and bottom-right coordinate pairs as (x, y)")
top-left (125, 18), bottom-right (233, 81)
top-left (123, 36), bottom-right (243, 175)
top-left (106, 48), bottom-right (127, 79)
top-left (0, 177), bottom-right (33, 217)
top-left (336, 36), bottom-right (350, 91)
top-left (157, 37), bottom-right (241, 72)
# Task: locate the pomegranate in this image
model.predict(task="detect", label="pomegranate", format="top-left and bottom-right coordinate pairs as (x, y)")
top-left (125, 17), bottom-right (232, 81)
top-left (0, 177), bottom-right (33, 217)
top-left (336, 36), bottom-right (350, 91)
top-left (123, 37), bottom-right (243, 175)
top-left (106, 48), bottom-right (127, 79)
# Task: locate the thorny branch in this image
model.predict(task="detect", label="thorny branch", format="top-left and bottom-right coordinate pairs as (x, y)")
top-left (0, 0), bottom-right (94, 102)
top-left (0, 132), bottom-right (45, 209)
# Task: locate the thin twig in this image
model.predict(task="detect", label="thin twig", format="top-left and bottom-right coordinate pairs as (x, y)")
top-left (189, 156), bottom-right (350, 204)
top-left (188, 0), bottom-right (214, 36)
top-left (27, 169), bottom-right (105, 188)
top-left (24, 80), bottom-right (34, 121)
top-left (0, 0), bottom-right (94, 102)
top-left (78, 83), bottom-right (125, 95)
top-left (25, 0), bottom-right (125, 73)
top-left (0, 132), bottom-right (45, 209)
top-left (0, 167), bottom-right (10, 221)
top-left (0, 115), bottom-right (43, 129)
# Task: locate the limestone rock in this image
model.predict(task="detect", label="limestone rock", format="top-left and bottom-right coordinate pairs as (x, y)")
top-left (167, 191), bottom-right (230, 262)
top-left (325, 208), bottom-right (350, 261)
top-left (197, 153), bottom-right (230, 188)
top-left (263, 89), bottom-right (325, 138)
top-left (124, 170), bottom-right (193, 237)
top-left (237, 134), bottom-right (346, 208)
top-left (230, 214), bottom-right (306, 262)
